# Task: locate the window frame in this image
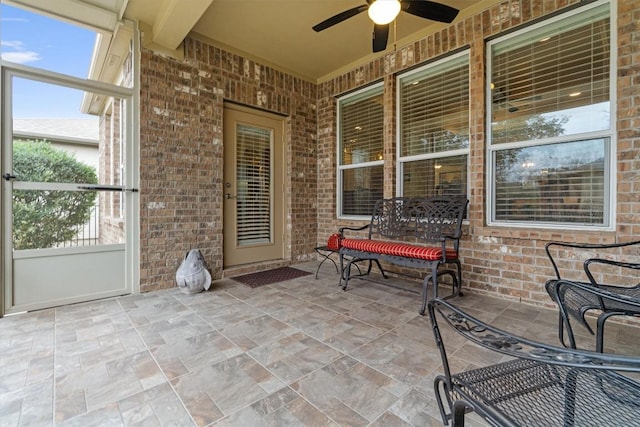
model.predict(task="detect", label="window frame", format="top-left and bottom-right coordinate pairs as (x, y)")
top-left (396, 50), bottom-right (471, 199)
top-left (336, 82), bottom-right (384, 220)
top-left (485, 0), bottom-right (616, 231)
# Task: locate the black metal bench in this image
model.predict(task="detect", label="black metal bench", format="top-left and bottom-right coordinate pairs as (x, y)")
top-left (338, 196), bottom-right (468, 315)
top-left (428, 281), bottom-right (640, 426)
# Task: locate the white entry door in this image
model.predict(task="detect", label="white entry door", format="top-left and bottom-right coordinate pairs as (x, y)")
top-left (223, 104), bottom-right (285, 267)
top-left (1, 67), bottom-right (138, 314)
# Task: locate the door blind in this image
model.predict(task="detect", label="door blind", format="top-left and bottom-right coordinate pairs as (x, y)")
top-left (236, 124), bottom-right (272, 246)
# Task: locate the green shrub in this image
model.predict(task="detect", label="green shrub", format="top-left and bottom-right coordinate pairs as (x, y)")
top-left (12, 140), bottom-right (98, 250)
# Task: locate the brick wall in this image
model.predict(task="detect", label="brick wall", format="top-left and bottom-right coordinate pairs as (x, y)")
top-left (316, 0), bottom-right (640, 306)
top-left (137, 0), bottom-right (638, 301)
top-left (139, 38), bottom-right (317, 292)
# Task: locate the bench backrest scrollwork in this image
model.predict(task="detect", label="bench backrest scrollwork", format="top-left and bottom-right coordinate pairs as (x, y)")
top-left (368, 196), bottom-right (468, 247)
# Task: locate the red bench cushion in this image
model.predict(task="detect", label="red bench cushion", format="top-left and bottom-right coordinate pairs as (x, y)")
top-left (341, 238), bottom-right (457, 261)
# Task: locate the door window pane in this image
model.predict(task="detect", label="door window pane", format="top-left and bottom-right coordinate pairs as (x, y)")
top-left (236, 124), bottom-right (272, 246)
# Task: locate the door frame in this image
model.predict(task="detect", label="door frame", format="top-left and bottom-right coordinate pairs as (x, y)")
top-left (0, 59), bottom-right (140, 316)
top-left (222, 102), bottom-right (287, 268)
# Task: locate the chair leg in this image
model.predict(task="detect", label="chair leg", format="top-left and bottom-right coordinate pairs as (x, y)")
top-left (434, 375), bottom-right (453, 426)
top-left (595, 311), bottom-right (625, 353)
top-left (556, 302), bottom-right (578, 349)
top-left (420, 263), bottom-right (440, 315)
top-left (452, 400), bottom-right (469, 427)
top-left (453, 259), bottom-right (463, 296)
top-left (338, 253), bottom-right (345, 288)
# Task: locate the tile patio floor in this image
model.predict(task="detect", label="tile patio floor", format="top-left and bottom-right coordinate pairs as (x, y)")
top-left (2, 261), bottom-right (639, 426)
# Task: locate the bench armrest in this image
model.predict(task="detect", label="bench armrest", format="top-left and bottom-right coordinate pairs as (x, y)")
top-left (338, 224), bottom-right (370, 235)
top-left (429, 287), bottom-right (640, 374)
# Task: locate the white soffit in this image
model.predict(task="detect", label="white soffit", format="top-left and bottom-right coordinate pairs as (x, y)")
top-left (6, 0), bottom-right (121, 32)
top-left (152, 0), bottom-right (214, 49)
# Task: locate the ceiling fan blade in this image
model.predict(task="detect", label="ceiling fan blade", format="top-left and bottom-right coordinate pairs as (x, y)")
top-left (372, 24), bottom-right (389, 53)
top-left (312, 5), bottom-right (368, 32)
top-left (402, 0), bottom-right (459, 23)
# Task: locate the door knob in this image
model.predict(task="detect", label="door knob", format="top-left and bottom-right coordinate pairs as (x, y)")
top-left (2, 173), bottom-right (16, 181)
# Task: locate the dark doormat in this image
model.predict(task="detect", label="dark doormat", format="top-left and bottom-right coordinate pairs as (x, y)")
top-left (231, 266), bottom-right (312, 288)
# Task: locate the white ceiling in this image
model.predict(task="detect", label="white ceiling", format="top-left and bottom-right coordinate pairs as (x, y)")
top-left (123, 0), bottom-right (495, 82)
top-left (9, 0), bottom-right (500, 83)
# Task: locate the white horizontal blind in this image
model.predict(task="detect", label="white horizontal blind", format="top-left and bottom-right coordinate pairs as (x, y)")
top-left (399, 53), bottom-right (469, 157)
top-left (340, 90), bottom-right (384, 166)
top-left (490, 5), bottom-right (610, 143)
top-left (236, 123), bottom-right (272, 245)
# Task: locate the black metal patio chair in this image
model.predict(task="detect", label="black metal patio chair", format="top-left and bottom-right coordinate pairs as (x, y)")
top-left (544, 240), bottom-right (640, 351)
top-left (428, 282), bottom-right (640, 427)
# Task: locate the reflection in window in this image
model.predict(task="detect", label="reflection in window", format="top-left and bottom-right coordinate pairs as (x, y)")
top-left (341, 166), bottom-right (384, 216)
top-left (403, 156), bottom-right (467, 199)
top-left (494, 140), bottom-right (606, 224)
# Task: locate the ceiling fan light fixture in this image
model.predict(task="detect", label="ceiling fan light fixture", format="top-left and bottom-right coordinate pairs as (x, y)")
top-left (368, 0), bottom-right (401, 25)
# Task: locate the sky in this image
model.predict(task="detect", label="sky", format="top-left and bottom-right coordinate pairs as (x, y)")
top-left (0, 3), bottom-right (97, 118)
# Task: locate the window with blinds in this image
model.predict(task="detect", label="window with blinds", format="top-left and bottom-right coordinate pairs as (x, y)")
top-left (338, 84), bottom-right (384, 217)
top-left (488, 2), bottom-right (612, 227)
top-left (236, 123), bottom-right (272, 245)
top-left (398, 51), bottom-right (469, 198)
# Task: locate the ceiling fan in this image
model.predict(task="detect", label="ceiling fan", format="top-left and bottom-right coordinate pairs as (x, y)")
top-left (312, 0), bottom-right (460, 53)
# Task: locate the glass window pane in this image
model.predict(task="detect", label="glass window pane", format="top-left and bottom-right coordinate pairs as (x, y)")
top-left (12, 189), bottom-right (108, 250)
top-left (494, 139), bottom-right (606, 224)
top-left (400, 54), bottom-right (469, 156)
top-left (403, 156), bottom-right (468, 198)
top-left (490, 4), bottom-right (610, 144)
top-left (341, 166), bottom-right (384, 216)
top-left (339, 88), bottom-right (384, 165)
top-left (0, 3), bottom-right (96, 79)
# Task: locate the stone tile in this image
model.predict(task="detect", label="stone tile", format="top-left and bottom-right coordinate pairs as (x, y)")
top-left (171, 353), bottom-right (285, 424)
top-left (214, 387), bottom-right (339, 427)
top-left (119, 293), bottom-right (190, 327)
top-left (292, 356), bottom-right (407, 424)
top-left (193, 300), bottom-right (263, 329)
top-left (349, 301), bottom-right (418, 330)
top-left (308, 291), bottom-right (374, 315)
top-left (304, 315), bottom-right (385, 353)
top-left (56, 403), bottom-right (123, 427)
top-left (55, 327), bottom-right (147, 378)
top-left (1, 265), bottom-right (639, 427)
top-left (118, 383), bottom-right (194, 426)
top-left (350, 331), bottom-right (441, 386)
top-left (0, 380), bottom-right (54, 426)
top-left (248, 332), bottom-right (343, 384)
top-left (219, 314), bottom-right (296, 351)
top-left (135, 311), bottom-right (215, 349)
top-left (151, 330), bottom-right (242, 379)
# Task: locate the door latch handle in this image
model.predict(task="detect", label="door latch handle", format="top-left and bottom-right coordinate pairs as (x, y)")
top-left (225, 193), bottom-right (237, 199)
top-left (2, 173), bottom-right (16, 181)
